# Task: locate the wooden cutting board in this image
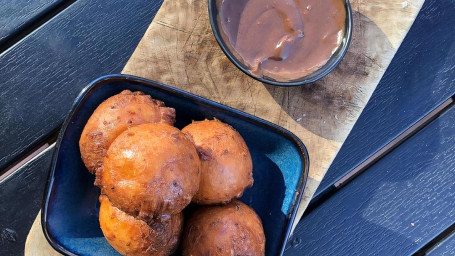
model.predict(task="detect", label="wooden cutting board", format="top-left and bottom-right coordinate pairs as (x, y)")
top-left (25, 0), bottom-right (424, 254)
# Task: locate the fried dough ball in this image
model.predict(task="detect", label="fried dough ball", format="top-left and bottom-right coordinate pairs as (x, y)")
top-left (79, 90), bottom-right (175, 174)
top-left (182, 200), bottom-right (265, 256)
top-left (182, 119), bottom-right (253, 204)
top-left (99, 195), bottom-right (183, 256)
top-left (97, 123), bottom-right (200, 220)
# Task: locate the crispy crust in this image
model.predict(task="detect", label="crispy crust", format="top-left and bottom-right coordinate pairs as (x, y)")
top-left (182, 200), bottom-right (265, 256)
top-left (97, 123), bottom-right (200, 220)
top-left (182, 119), bottom-right (253, 205)
top-left (79, 90), bottom-right (175, 174)
top-left (99, 195), bottom-right (183, 256)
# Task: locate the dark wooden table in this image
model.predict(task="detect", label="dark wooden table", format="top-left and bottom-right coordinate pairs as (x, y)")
top-left (1, 0), bottom-right (454, 255)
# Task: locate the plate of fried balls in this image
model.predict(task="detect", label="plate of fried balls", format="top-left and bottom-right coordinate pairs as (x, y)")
top-left (42, 74), bottom-right (309, 256)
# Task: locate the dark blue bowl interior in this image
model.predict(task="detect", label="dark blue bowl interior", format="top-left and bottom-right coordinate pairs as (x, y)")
top-left (43, 74), bottom-right (309, 256)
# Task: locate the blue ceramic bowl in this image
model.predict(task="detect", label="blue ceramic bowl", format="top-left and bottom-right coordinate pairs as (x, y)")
top-left (42, 74), bottom-right (309, 256)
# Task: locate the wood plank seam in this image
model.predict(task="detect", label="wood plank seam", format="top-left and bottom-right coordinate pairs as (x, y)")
top-left (0, 129), bottom-right (58, 180)
top-left (306, 95), bottom-right (455, 216)
top-left (414, 222), bottom-right (455, 255)
top-left (334, 96), bottom-right (455, 188)
top-left (285, 103), bottom-right (455, 255)
top-left (0, 142), bottom-right (56, 185)
top-left (0, 0), bottom-right (77, 55)
top-left (0, 143), bottom-right (50, 182)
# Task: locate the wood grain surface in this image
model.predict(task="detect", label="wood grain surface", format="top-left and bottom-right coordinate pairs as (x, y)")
top-left (285, 105), bottom-right (455, 255)
top-left (427, 232), bottom-right (455, 256)
top-left (0, 148), bottom-right (53, 256)
top-left (24, 0), bottom-right (424, 255)
top-left (0, 0), bottom-right (66, 45)
top-left (313, 0), bottom-right (455, 202)
top-left (121, 0), bottom-right (424, 226)
top-left (0, 0), bottom-right (163, 172)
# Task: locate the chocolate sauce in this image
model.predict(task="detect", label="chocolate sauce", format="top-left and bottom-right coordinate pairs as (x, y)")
top-left (218, 0), bottom-right (346, 81)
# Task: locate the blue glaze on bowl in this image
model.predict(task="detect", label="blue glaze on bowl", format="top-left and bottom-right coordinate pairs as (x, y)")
top-left (42, 74), bottom-right (309, 256)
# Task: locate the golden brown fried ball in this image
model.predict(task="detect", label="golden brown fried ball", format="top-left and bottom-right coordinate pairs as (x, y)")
top-left (99, 195), bottom-right (183, 256)
top-left (97, 123), bottom-right (200, 220)
top-left (182, 119), bottom-right (253, 204)
top-left (182, 200), bottom-right (265, 256)
top-left (79, 90), bottom-right (175, 174)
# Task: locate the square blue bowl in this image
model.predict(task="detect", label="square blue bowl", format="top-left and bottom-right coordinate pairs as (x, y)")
top-left (42, 74), bottom-right (309, 256)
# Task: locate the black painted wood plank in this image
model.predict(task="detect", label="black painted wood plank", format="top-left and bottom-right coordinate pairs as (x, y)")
top-left (427, 232), bottom-right (455, 256)
top-left (314, 0), bottom-right (455, 200)
top-left (0, 149), bottom-right (53, 256)
top-left (0, 0), bottom-right (65, 45)
top-left (286, 106), bottom-right (455, 256)
top-left (0, 0), bottom-right (164, 172)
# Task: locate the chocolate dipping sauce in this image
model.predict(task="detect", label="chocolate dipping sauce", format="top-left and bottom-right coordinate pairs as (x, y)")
top-left (218, 0), bottom-right (346, 81)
